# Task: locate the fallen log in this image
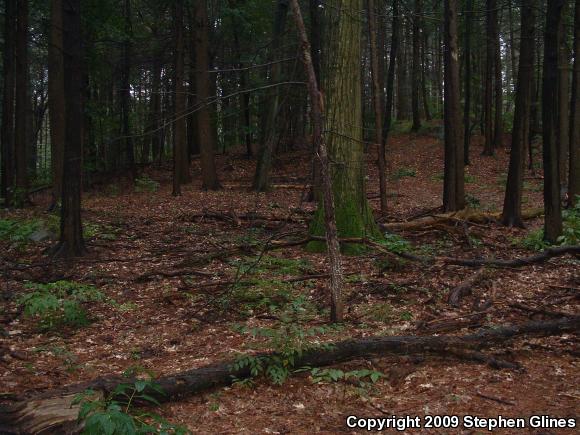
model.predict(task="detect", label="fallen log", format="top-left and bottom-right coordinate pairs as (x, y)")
top-left (1, 317), bottom-right (578, 434)
top-left (381, 208), bottom-right (543, 231)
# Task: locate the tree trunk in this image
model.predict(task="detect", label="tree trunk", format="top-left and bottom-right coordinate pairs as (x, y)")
top-left (570, 0), bottom-right (580, 205)
top-left (542, 0), bottom-right (565, 243)
top-left (367, 0), bottom-right (386, 213)
top-left (173, 0), bottom-right (190, 196)
top-left (492, 1), bottom-right (503, 149)
top-left (502, 1), bottom-right (536, 227)
top-left (290, 0), bottom-right (344, 322)
top-left (482, 0), bottom-right (495, 156)
top-left (15, 0), bottom-right (30, 199)
top-left (463, 0), bottom-right (472, 165)
top-left (252, 0), bottom-right (289, 192)
top-left (421, 27), bottom-right (432, 121)
top-left (57, 0), bottom-right (84, 257)
top-left (48, 0), bottom-right (65, 208)
top-left (558, 2), bottom-right (571, 186)
top-left (379, 0), bottom-right (400, 212)
top-left (194, 0), bottom-right (221, 190)
top-left (1, 0), bottom-right (16, 206)
top-left (308, 0), bottom-right (381, 255)
top-left (443, 0), bottom-right (465, 212)
top-left (120, 0), bottom-right (135, 180)
top-left (411, 0), bottom-right (422, 131)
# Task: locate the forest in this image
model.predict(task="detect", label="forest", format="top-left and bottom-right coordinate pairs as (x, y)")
top-left (0, 0), bottom-right (579, 433)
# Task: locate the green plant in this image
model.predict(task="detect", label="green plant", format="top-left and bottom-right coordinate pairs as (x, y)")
top-left (231, 298), bottom-right (340, 385)
top-left (430, 172), bottom-right (444, 182)
top-left (0, 218), bottom-right (41, 244)
top-left (519, 201), bottom-right (580, 250)
top-left (17, 281), bottom-right (105, 330)
top-left (308, 367), bottom-right (383, 384)
top-left (379, 232), bottom-right (412, 254)
top-left (465, 194), bottom-right (481, 209)
top-left (464, 173), bottom-right (476, 184)
top-left (364, 302), bottom-right (393, 322)
top-left (392, 167), bottom-right (416, 180)
top-left (135, 175), bottom-right (159, 193)
top-left (75, 369), bottom-right (187, 435)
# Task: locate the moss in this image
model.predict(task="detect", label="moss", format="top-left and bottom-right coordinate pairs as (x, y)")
top-left (307, 198), bottom-right (382, 255)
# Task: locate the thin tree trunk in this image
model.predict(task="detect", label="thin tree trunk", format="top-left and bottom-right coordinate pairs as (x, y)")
top-left (15, 0), bottom-right (30, 199)
top-left (194, 0), bottom-right (221, 190)
top-left (463, 0), bottom-right (472, 165)
top-left (493, 0), bottom-right (503, 149)
top-left (289, 0), bottom-right (344, 322)
top-left (253, 0), bottom-right (289, 191)
top-left (173, 0), bottom-right (190, 195)
top-left (542, 0), bottom-right (565, 243)
top-left (443, 0), bottom-right (465, 211)
top-left (558, 2), bottom-right (571, 185)
top-left (482, 0), bottom-right (495, 156)
top-left (367, 0), bottom-right (386, 213)
top-left (421, 27), bottom-right (431, 121)
top-left (411, 0), bottom-right (422, 131)
top-left (1, 0), bottom-right (16, 206)
top-left (502, 1), bottom-right (536, 227)
top-left (120, 0), bottom-right (135, 180)
top-left (57, 0), bottom-right (84, 257)
top-left (569, 0), bottom-right (580, 205)
top-left (48, 0), bottom-right (65, 208)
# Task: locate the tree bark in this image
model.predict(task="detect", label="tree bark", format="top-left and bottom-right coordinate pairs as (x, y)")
top-left (502, 1), bottom-right (536, 227)
top-left (367, 0), bottom-right (386, 213)
top-left (492, 0), bottom-right (503, 149)
top-left (443, 0), bottom-right (465, 212)
top-left (1, 0), bottom-right (16, 206)
top-left (411, 0), bottom-right (422, 132)
top-left (120, 0), bottom-right (135, 180)
top-left (48, 0), bottom-right (65, 208)
top-left (570, 0), bottom-right (580, 205)
top-left (482, 0), bottom-right (495, 156)
top-left (558, 2), bottom-right (571, 185)
top-left (308, 0), bottom-right (381, 255)
top-left (194, 0), bottom-right (221, 190)
top-left (15, 0), bottom-right (30, 199)
top-left (542, 0), bottom-right (565, 243)
top-left (290, 0), bottom-right (344, 322)
top-left (252, 0), bottom-right (289, 192)
top-left (173, 0), bottom-right (190, 196)
top-left (463, 0), bottom-right (472, 165)
top-left (57, 0), bottom-right (84, 257)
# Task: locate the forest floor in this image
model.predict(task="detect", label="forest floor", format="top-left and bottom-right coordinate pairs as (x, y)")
top-left (1, 126), bottom-right (579, 434)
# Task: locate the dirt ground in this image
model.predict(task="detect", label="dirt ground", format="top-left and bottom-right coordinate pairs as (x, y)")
top-left (1, 129), bottom-right (578, 434)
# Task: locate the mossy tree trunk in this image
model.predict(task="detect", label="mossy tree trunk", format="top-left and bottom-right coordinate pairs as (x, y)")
top-left (308, 0), bottom-right (381, 254)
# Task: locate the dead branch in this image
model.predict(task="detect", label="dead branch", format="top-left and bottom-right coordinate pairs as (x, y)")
top-left (1, 317), bottom-right (577, 434)
top-left (448, 269), bottom-right (489, 306)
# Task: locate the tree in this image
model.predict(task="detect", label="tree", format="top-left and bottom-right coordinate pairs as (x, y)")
top-left (492, 0), bottom-right (503, 149)
top-left (542, 0), bottom-right (566, 243)
top-left (502, 0), bottom-right (536, 227)
top-left (463, 0), bottom-right (473, 165)
top-left (569, 0), bottom-right (580, 205)
top-left (308, 0), bottom-right (381, 253)
top-left (443, 0), bottom-right (464, 212)
top-left (558, 2), bottom-right (571, 185)
top-left (57, 0), bottom-right (85, 257)
top-left (15, 0), bottom-right (30, 200)
top-left (290, 0), bottom-right (344, 322)
top-left (411, 0), bottom-right (422, 132)
top-left (252, 0), bottom-right (289, 192)
top-left (120, 0), bottom-right (135, 180)
top-left (1, 0), bottom-right (16, 206)
top-left (173, 0), bottom-right (190, 196)
top-left (48, 0), bottom-right (65, 209)
top-left (367, 0), bottom-right (386, 213)
top-left (482, 0), bottom-right (495, 156)
top-left (194, 0), bottom-right (221, 190)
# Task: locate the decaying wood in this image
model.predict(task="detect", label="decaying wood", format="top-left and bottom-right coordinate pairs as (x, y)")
top-left (1, 317), bottom-right (577, 434)
top-left (381, 208), bottom-right (543, 231)
top-left (448, 268), bottom-right (488, 306)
